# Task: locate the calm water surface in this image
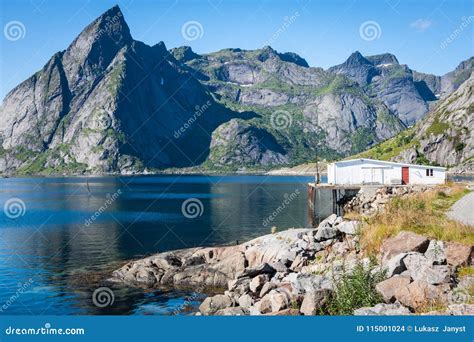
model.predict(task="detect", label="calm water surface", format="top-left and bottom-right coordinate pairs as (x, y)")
top-left (0, 175), bottom-right (317, 315)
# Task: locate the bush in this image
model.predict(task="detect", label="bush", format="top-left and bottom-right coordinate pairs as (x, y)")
top-left (325, 259), bottom-right (386, 315)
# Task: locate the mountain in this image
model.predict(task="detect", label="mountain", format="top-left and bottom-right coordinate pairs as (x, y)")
top-left (0, 6), bottom-right (471, 175)
top-left (172, 46), bottom-right (405, 168)
top-left (413, 57), bottom-right (474, 99)
top-left (0, 6), bottom-right (252, 174)
top-left (355, 72), bottom-right (474, 171)
top-left (329, 53), bottom-right (473, 126)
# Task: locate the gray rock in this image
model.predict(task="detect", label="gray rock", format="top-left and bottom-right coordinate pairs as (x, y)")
top-left (252, 297), bottom-right (272, 314)
top-left (383, 253), bottom-right (408, 277)
top-left (375, 276), bottom-right (411, 303)
top-left (404, 253), bottom-right (451, 284)
top-left (424, 240), bottom-right (446, 265)
top-left (336, 221), bottom-right (359, 235)
top-left (380, 232), bottom-right (430, 263)
top-left (315, 226), bottom-right (340, 241)
top-left (403, 253), bottom-right (430, 277)
top-left (266, 289), bottom-right (291, 313)
top-left (288, 274), bottom-right (333, 294)
top-left (259, 282), bottom-right (277, 298)
top-left (238, 263), bottom-right (276, 279)
top-left (318, 214), bottom-right (338, 228)
top-left (445, 304), bottom-right (474, 315)
top-left (353, 303), bottom-right (411, 315)
top-left (249, 274), bottom-right (269, 293)
top-left (214, 307), bottom-right (248, 316)
top-left (228, 276), bottom-right (250, 294)
top-left (417, 265), bottom-right (451, 285)
top-left (199, 294), bottom-right (233, 315)
top-left (237, 294), bottom-right (253, 309)
top-left (300, 289), bottom-right (332, 315)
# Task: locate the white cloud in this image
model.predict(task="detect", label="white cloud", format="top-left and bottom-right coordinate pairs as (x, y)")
top-left (410, 19), bottom-right (433, 31)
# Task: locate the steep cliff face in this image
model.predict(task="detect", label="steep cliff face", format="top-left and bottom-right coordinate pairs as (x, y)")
top-left (329, 53), bottom-right (474, 127)
top-left (395, 73), bottom-right (474, 171)
top-left (355, 73), bottom-right (473, 171)
top-left (329, 52), bottom-right (431, 125)
top-left (0, 6), bottom-right (255, 174)
top-left (174, 46), bottom-right (405, 165)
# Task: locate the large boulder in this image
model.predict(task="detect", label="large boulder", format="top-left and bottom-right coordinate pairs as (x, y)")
top-left (404, 253), bottom-right (451, 284)
top-left (199, 294), bottom-right (234, 315)
top-left (383, 253), bottom-right (408, 277)
top-left (315, 226), bottom-right (339, 241)
top-left (445, 242), bottom-right (473, 267)
top-left (375, 276), bottom-right (411, 303)
top-left (380, 231), bottom-right (430, 262)
top-left (396, 280), bottom-right (443, 310)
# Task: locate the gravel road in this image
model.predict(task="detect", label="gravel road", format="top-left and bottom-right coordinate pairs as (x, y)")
top-left (447, 191), bottom-right (474, 226)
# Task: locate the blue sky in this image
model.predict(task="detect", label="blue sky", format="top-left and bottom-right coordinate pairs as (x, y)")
top-left (1, 0), bottom-right (473, 100)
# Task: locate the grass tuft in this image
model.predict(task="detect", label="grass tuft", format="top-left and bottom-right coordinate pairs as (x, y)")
top-left (324, 260), bottom-right (386, 315)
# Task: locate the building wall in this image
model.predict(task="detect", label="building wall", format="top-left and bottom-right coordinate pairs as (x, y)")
top-left (328, 160), bottom-right (445, 185)
top-left (409, 166), bottom-right (445, 184)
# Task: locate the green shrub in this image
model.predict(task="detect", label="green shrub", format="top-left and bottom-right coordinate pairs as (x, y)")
top-left (325, 259), bottom-right (386, 315)
top-left (455, 142), bottom-right (466, 152)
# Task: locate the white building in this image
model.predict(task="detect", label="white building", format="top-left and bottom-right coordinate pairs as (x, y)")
top-left (327, 158), bottom-right (446, 185)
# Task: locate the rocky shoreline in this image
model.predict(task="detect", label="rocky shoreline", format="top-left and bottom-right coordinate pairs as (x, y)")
top-left (110, 213), bottom-right (473, 316)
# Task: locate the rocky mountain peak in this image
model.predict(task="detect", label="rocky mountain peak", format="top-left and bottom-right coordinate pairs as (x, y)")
top-left (365, 53), bottom-right (399, 66)
top-left (61, 5), bottom-right (132, 88)
top-left (344, 51), bottom-right (371, 66)
top-left (170, 46), bottom-right (200, 62)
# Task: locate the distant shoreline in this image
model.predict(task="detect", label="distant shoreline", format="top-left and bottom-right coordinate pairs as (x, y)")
top-left (0, 169), bottom-right (472, 179)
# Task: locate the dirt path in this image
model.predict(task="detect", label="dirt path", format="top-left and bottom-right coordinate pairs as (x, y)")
top-left (447, 191), bottom-right (474, 226)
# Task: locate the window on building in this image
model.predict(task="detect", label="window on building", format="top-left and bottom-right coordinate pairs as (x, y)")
top-left (426, 168), bottom-right (434, 177)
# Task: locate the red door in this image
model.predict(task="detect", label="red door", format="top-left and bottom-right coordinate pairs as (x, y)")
top-left (401, 167), bottom-right (409, 185)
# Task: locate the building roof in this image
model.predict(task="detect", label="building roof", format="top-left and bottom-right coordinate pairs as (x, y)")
top-left (330, 158), bottom-right (447, 170)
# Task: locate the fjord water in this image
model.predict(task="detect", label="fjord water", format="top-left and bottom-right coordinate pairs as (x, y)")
top-left (0, 175), bottom-right (317, 315)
